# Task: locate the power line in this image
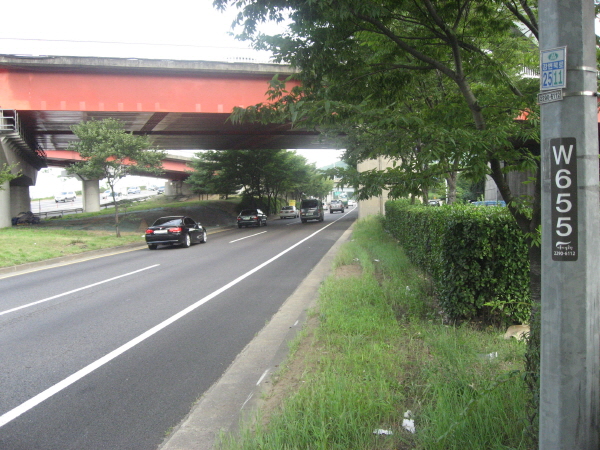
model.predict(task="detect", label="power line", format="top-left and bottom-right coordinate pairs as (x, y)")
top-left (0, 37), bottom-right (252, 51)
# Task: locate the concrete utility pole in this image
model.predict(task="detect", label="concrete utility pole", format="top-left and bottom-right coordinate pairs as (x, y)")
top-left (539, 1), bottom-right (599, 449)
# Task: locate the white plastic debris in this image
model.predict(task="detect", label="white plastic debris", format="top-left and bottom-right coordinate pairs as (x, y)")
top-left (478, 351), bottom-right (498, 360)
top-left (402, 410), bottom-right (416, 433)
top-left (402, 419), bottom-right (416, 433)
top-left (373, 429), bottom-right (393, 435)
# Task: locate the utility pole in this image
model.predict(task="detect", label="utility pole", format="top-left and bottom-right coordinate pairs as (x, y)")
top-left (538, 1), bottom-right (599, 449)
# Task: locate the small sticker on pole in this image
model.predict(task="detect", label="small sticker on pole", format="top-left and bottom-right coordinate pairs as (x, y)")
top-left (538, 89), bottom-right (563, 104)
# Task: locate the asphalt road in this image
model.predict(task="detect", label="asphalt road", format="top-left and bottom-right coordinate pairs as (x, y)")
top-left (0, 207), bottom-right (357, 449)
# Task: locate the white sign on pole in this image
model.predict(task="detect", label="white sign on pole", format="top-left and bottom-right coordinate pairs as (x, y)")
top-left (541, 46), bottom-right (567, 90)
top-left (538, 89), bottom-right (563, 104)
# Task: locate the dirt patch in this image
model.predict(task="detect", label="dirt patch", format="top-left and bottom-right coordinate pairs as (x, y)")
top-left (334, 263), bottom-right (363, 279)
top-left (253, 265), bottom-right (361, 428)
top-left (37, 200), bottom-right (239, 232)
top-left (253, 314), bottom-right (322, 429)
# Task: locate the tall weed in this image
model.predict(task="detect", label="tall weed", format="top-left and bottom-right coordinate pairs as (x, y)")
top-left (218, 217), bottom-right (531, 450)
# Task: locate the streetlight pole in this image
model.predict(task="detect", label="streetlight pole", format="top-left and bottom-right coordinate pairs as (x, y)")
top-left (539, 1), bottom-right (599, 448)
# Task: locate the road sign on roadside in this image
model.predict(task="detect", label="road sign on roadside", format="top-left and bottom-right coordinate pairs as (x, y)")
top-left (541, 46), bottom-right (566, 90)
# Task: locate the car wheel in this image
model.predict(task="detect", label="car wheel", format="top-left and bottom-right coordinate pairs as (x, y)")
top-left (201, 230), bottom-right (207, 243)
top-left (329, 210), bottom-right (333, 213)
top-left (182, 233), bottom-right (191, 248)
top-left (148, 244), bottom-right (157, 250)
top-left (238, 224), bottom-right (242, 228)
top-left (301, 219), bottom-right (307, 223)
top-left (264, 220), bottom-right (267, 226)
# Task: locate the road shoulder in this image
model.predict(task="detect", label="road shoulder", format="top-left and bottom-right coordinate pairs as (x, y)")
top-left (158, 225), bottom-right (354, 450)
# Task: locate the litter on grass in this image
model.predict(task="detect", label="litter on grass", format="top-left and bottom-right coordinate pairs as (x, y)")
top-left (373, 429), bottom-right (393, 435)
top-left (478, 351), bottom-right (498, 360)
top-left (402, 410), bottom-right (416, 433)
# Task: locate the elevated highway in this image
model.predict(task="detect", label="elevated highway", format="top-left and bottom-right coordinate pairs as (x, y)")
top-left (0, 55), bottom-right (338, 226)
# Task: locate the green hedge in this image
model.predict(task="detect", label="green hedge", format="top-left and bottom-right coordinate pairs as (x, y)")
top-left (384, 200), bottom-right (530, 323)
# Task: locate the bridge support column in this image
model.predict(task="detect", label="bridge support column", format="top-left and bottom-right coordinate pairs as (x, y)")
top-left (1, 136), bottom-right (40, 227)
top-left (0, 182), bottom-right (9, 228)
top-left (357, 157), bottom-right (393, 218)
top-left (82, 179), bottom-right (100, 213)
top-left (165, 180), bottom-right (193, 197)
top-left (0, 183), bottom-right (31, 228)
top-left (10, 185), bottom-right (31, 217)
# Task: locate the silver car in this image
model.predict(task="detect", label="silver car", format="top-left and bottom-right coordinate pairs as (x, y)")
top-left (54, 191), bottom-right (76, 203)
top-left (279, 205), bottom-right (299, 219)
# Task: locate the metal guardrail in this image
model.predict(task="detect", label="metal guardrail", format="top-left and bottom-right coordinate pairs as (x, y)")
top-left (101, 194), bottom-right (156, 208)
top-left (34, 208), bottom-right (84, 219)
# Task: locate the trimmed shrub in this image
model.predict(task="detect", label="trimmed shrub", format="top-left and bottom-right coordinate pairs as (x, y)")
top-left (385, 201), bottom-right (530, 323)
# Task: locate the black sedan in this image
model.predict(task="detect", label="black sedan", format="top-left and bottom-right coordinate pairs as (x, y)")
top-left (145, 216), bottom-right (207, 249)
top-left (237, 209), bottom-right (267, 228)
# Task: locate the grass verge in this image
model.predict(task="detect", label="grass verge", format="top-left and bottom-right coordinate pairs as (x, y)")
top-left (218, 216), bottom-right (532, 450)
top-left (0, 228), bottom-right (142, 268)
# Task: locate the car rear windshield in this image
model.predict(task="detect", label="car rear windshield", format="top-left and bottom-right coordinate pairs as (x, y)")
top-left (301, 200), bottom-right (319, 209)
top-left (153, 217), bottom-right (183, 227)
top-left (240, 209), bottom-right (258, 215)
top-left (281, 206), bottom-right (294, 210)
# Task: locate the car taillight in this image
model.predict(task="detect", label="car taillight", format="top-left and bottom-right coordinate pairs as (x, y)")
top-left (168, 227), bottom-right (182, 233)
top-left (252, 215), bottom-right (257, 219)
top-left (145, 229), bottom-right (153, 235)
top-left (237, 217), bottom-right (241, 221)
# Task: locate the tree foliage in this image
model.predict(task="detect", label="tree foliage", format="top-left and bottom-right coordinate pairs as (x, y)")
top-left (0, 163), bottom-right (20, 189)
top-left (185, 149), bottom-right (333, 211)
top-left (216, 0), bottom-right (540, 225)
top-left (67, 118), bottom-right (166, 237)
top-left (215, 0), bottom-right (541, 287)
top-left (215, 0), bottom-right (543, 436)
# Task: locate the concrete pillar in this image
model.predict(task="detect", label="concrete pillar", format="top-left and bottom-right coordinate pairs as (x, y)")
top-left (9, 185), bottom-right (30, 217)
top-left (1, 137), bottom-right (39, 224)
top-left (357, 156), bottom-right (392, 219)
top-left (165, 180), bottom-right (178, 196)
top-left (0, 182), bottom-right (10, 228)
top-left (82, 179), bottom-right (101, 213)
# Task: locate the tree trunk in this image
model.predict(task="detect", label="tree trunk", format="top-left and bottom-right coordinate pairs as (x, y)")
top-left (445, 171), bottom-right (457, 204)
top-left (114, 201), bottom-right (121, 238)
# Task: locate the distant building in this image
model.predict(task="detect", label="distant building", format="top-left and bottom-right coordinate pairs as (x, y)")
top-left (318, 161), bottom-right (354, 204)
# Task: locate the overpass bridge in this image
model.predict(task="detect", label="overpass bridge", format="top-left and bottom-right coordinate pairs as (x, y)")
top-left (0, 54), bottom-right (338, 227)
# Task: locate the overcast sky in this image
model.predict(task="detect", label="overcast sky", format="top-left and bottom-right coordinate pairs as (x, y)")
top-left (1, 0), bottom-right (344, 168)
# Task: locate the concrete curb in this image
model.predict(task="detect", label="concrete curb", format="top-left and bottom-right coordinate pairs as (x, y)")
top-left (158, 225), bottom-right (355, 450)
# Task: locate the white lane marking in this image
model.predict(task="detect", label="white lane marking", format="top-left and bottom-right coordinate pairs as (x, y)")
top-left (257, 369), bottom-right (270, 386)
top-left (241, 393), bottom-right (254, 410)
top-left (0, 217), bottom-right (342, 428)
top-left (0, 265), bottom-right (160, 318)
top-left (229, 231), bottom-right (267, 243)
